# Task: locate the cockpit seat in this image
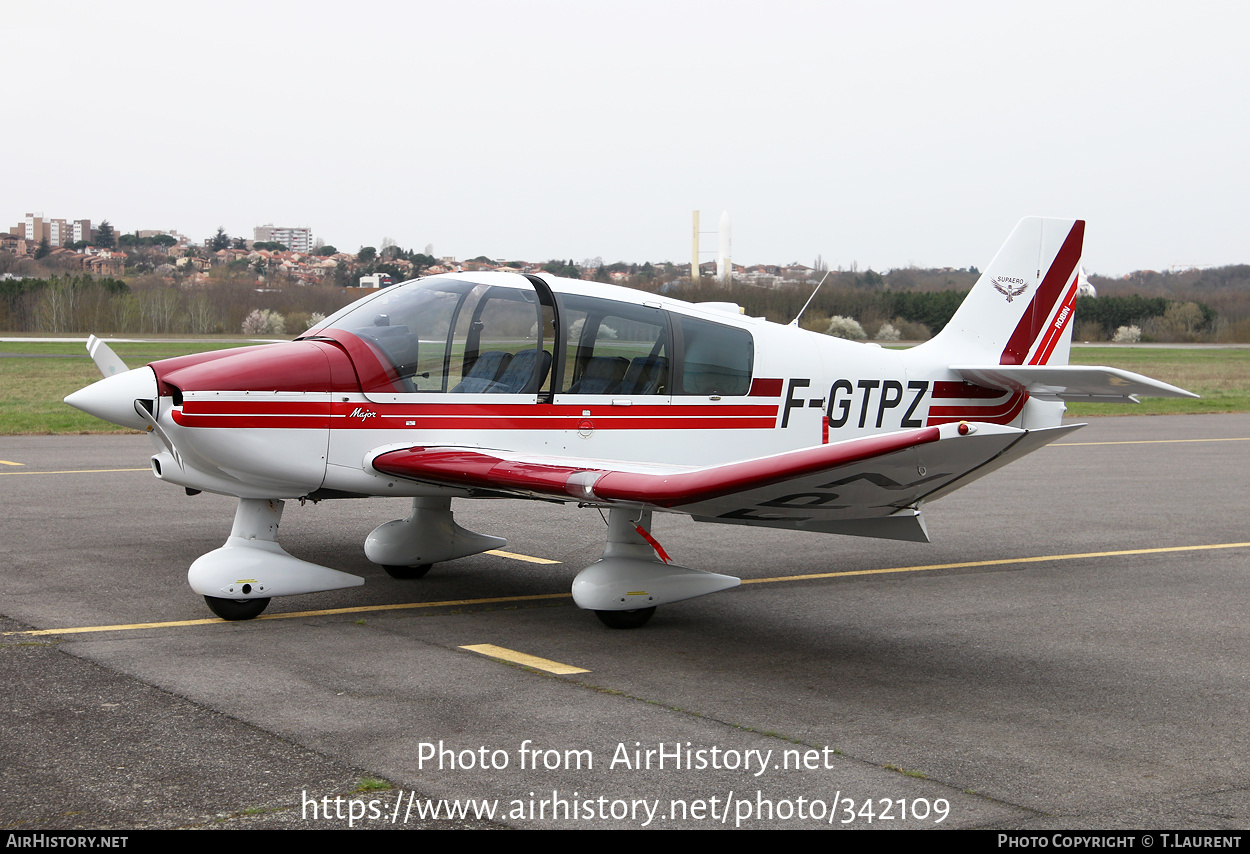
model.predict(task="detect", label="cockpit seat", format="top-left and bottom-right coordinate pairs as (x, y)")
top-left (567, 356), bottom-right (629, 394)
top-left (489, 348), bottom-right (552, 394)
top-left (618, 355), bottom-right (668, 395)
top-left (451, 350), bottom-right (512, 393)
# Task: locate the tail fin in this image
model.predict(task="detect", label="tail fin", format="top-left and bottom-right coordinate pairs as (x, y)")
top-left (922, 217), bottom-right (1084, 366)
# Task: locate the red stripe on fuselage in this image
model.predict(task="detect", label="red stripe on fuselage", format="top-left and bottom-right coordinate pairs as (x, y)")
top-left (931, 381), bottom-right (1007, 400)
top-left (926, 389), bottom-right (1027, 426)
top-left (749, 378), bottom-right (784, 397)
top-left (170, 399), bottom-right (780, 431)
top-left (180, 400), bottom-right (332, 415)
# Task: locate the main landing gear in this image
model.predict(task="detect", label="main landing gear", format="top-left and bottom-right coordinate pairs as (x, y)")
top-left (381, 563), bottom-right (432, 579)
top-left (365, 497), bottom-right (504, 576)
top-left (595, 606), bottom-right (657, 630)
top-left (572, 508), bottom-right (740, 629)
top-left (204, 595), bottom-right (270, 620)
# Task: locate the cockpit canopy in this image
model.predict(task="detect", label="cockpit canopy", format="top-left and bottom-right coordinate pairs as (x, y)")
top-left (306, 275), bottom-right (753, 399)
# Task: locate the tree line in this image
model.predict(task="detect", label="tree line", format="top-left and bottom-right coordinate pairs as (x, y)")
top-left (0, 266), bottom-right (1236, 343)
top-left (0, 274), bottom-right (359, 335)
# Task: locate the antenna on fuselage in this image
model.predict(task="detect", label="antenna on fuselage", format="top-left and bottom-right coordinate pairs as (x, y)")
top-left (790, 270), bottom-right (831, 327)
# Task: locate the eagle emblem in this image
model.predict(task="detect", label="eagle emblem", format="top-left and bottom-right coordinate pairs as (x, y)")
top-left (992, 277), bottom-right (1029, 302)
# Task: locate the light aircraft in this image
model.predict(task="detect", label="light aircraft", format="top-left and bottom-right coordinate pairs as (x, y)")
top-left (65, 218), bottom-right (1195, 628)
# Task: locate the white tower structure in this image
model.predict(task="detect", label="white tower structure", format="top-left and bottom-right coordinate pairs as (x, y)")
top-left (716, 210), bottom-right (732, 284)
top-left (691, 210), bottom-right (701, 283)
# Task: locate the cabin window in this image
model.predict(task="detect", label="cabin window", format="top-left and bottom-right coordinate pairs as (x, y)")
top-left (449, 284), bottom-right (551, 394)
top-left (556, 294), bottom-right (670, 395)
top-left (673, 315), bottom-right (753, 396)
top-left (554, 295), bottom-right (753, 397)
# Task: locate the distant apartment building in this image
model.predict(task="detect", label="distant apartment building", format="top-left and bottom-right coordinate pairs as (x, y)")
top-left (48, 218), bottom-right (70, 247)
top-left (24, 212), bottom-right (45, 243)
top-left (254, 224), bottom-right (312, 253)
top-left (12, 215), bottom-right (94, 247)
top-left (17, 214), bottom-right (70, 247)
top-left (138, 229), bottom-right (191, 246)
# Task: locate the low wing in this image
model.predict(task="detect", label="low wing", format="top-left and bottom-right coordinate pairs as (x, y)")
top-left (952, 364), bottom-right (1197, 402)
top-left (370, 421), bottom-right (1081, 543)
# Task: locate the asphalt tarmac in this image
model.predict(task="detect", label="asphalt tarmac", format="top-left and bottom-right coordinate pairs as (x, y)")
top-left (2, 414), bottom-right (1248, 830)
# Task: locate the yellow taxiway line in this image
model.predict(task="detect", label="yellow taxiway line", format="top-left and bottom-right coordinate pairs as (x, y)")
top-left (7, 541), bottom-right (1249, 639)
top-left (0, 467), bottom-right (150, 476)
top-left (7, 593), bottom-right (574, 637)
top-left (737, 541), bottom-right (1250, 585)
top-left (485, 549), bottom-right (561, 565)
top-left (460, 643), bottom-right (589, 675)
top-left (1052, 437), bottom-right (1250, 447)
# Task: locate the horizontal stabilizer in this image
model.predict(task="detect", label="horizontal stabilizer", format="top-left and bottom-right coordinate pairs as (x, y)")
top-left (951, 364), bottom-right (1199, 402)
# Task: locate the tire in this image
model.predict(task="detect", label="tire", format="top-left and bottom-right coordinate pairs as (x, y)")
top-left (204, 595), bottom-right (270, 621)
top-left (382, 563), bottom-right (433, 579)
top-left (594, 607), bottom-right (657, 629)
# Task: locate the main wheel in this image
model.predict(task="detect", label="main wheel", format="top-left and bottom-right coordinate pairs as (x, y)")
top-left (382, 563), bottom-right (432, 579)
top-left (205, 595), bottom-right (270, 621)
top-left (594, 607), bottom-right (657, 629)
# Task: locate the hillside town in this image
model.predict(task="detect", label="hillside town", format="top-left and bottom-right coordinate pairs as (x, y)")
top-left (5, 209), bottom-right (1249, 344)
top-left (5, 212), bottom-right (833, 291)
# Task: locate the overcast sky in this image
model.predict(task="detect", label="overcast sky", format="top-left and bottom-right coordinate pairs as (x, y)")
top-left (4, 1), bottom-right (1247, 276)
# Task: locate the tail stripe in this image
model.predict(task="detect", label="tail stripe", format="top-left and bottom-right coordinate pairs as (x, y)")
top-left (999, 221), bottom-right (1084, 365)
top-left (927, 389), bottom-right (1028, 425)
top-left (1029, 279), bottom-right (1079, 366)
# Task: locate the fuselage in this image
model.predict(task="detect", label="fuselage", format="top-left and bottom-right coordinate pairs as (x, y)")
top-left (116, 272), bottom-right (1059, 501)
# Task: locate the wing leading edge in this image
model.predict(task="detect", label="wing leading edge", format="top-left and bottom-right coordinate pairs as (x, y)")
top-left (370, 421), bottom-right (1082, 543)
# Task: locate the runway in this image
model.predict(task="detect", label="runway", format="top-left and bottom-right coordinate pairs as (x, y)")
top-left (2, 414), bottom-right (1248, 829)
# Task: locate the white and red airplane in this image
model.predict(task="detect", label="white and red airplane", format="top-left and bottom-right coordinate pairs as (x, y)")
top-left (66, 218), bottom-right (1195, 628)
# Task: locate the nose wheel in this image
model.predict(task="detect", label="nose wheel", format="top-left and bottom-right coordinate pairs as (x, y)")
top-left (204, 595), bottom-right (271, 621)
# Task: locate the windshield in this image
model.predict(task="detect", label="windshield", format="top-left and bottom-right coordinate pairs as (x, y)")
top-left (313, 277), bottom-right (550, 396)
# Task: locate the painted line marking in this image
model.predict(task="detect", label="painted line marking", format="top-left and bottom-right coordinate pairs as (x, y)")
top-left (9, 541), bottom-right (1249, 638)
top-left (1052, 437), bottom-right (1250, 447)
top-left (460, 643), bottom-right (589, 675)
top-left (738, 542), bottom-right (1250, 585)
top-left (4, 593), bottom-right (572, 636)
top-left (486, 549), bottom-right (561, 565)
top-left (0, 467), bottom-right (149, 476)
top-left (0, 460), bottom-right (23, 466)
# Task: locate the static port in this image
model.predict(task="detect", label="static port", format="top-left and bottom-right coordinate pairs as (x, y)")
top-left (241, 584), bottom-right (252, 595)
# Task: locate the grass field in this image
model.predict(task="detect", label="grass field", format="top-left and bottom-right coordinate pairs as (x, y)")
top-left (1, 339), bottom-right (1246, 435)
top-left (0, 340), bottom-right (268, 434)
top-left (1066, 346), bottom-right (1250, 416)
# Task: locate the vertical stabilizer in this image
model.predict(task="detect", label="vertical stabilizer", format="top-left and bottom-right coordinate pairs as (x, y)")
top-left (919, 218), bottom-right (1084, 367)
